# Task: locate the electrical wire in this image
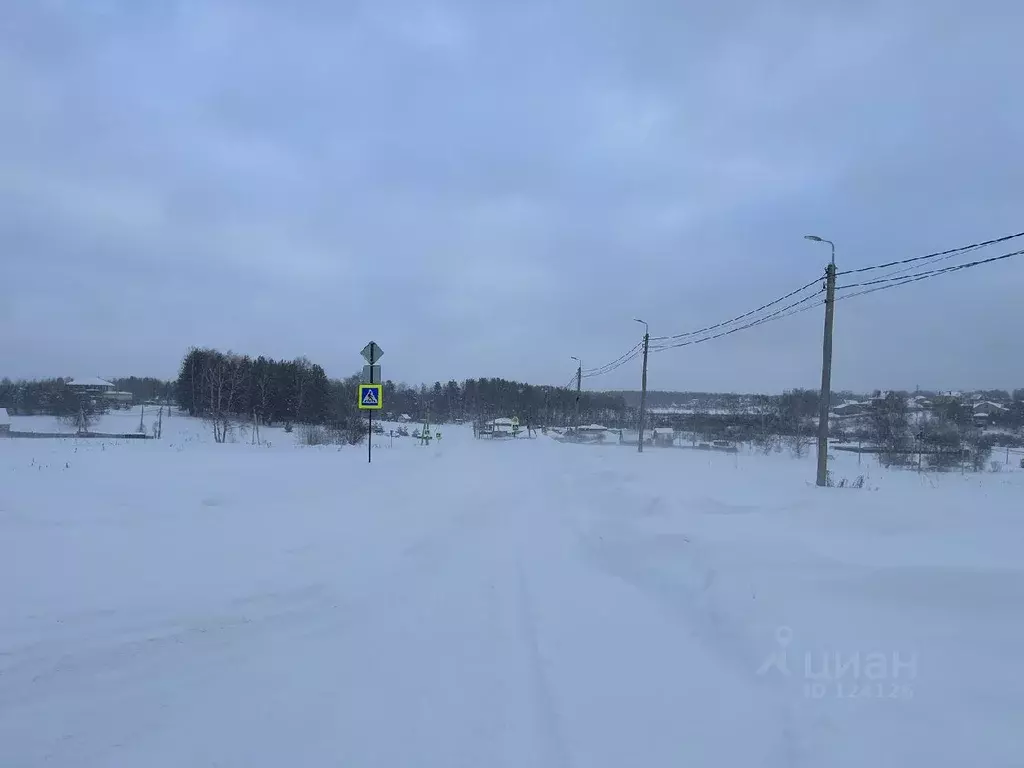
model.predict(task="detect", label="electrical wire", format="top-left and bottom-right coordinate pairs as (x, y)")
top-left (582, 347), bottom-right (644, 379)
top-left (650, 291), bottom-right (824, 352)
top-left (582, 346), bottom-right (643, 379)
top-left (650, 275), bottom-right (823, 342)
top-left (581, 342), bottom-right (643, 379)
top-left (578, 276), bottom-right (824, 377)
top-left (836, 248), bottom-right (1024, 292)
top-left (859, 241), bottom-right (987, 286)
top-left (569, 233), bottom-right (1023, 379)
top-left (836, 230), bottom-right (1024, 276)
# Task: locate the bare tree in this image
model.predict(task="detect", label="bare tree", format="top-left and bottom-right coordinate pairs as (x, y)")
top-left (254, 360), bottom-right (274, 426)
top-left (60, 392), bottom-right (100, 435)
top-left (870, 392), bottom-right (911, 467)
top-left (188, 348), bottom-right (203, 417)
top-left (205, 352), bottom-right (245, 443)
top-left (751, 395), bottom-right (778, 454)
top-left (292, 356), bottom-right (313, 425)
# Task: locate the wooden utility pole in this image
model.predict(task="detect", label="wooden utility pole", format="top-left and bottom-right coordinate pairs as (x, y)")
top-left (637, 327), bottom-right (650, 453)
top-left (570, 356), bottom-right (582, 435)
top-left (575, 361), bottom-right (582, 430)
top-left (816, 261), bottom-right (837, 486)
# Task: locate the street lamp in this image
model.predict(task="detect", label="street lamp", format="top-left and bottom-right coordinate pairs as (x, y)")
top-left (633, 319), bottom-right (650, 452)
top-left (804, 234), bottom-right (835, 265)
top-left (570, 356), bottom-right (582, 433)
top-left (804, 234), bottom-right (837, 486)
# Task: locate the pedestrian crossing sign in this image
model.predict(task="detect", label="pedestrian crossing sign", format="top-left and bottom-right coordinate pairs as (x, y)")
top-left (358, 384), bottom-right (383, 410)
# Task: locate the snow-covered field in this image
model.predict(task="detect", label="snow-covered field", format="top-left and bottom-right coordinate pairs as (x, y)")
top-left (2, 408), bottom-right (1022, 767)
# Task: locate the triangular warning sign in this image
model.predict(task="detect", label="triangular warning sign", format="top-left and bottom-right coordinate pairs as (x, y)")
top-left (361, 388), bottom-right (378, 406)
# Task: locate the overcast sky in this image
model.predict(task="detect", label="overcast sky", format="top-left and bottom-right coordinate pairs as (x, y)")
top-left (1, 0), bottom-right (1021, 393)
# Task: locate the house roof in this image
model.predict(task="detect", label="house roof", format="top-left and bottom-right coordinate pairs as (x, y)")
top-left (66, 376), bottom-right (114, 388)
top-left (0, 407), bottom-right (10, 426)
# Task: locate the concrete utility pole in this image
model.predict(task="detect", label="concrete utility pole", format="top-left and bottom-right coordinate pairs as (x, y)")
top-left (805, 235), bottom-right (837, 486)
top-left (571, 356), bottom-right (582, 432)
top-left (635, 319), bottom-right (650, 453)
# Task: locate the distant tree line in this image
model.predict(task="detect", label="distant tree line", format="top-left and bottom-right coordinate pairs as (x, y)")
top-left (0, 377), bottom-right (111, 434)
top-left (111, 377), bottom-right (175, 403)
top-left (0, 378), bottom-right (119, 424)
top-left (383, 377), bottom-right (625, 427)
top-left (175, 348), bottom-right (333, 442)
top-left (174, 347), bottom-right (627, 441)
top-left (0, 378), bottom-right (77, 416)
top-left (10, 358), bottom-right (1023, 463)
top-left (2, 363), bottom-right (625, 432)
top-left (609, 389), bottom-right (850, 411)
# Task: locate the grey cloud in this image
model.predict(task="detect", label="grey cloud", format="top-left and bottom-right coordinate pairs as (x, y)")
top-left (1, 0), bottom-right (1022, 391)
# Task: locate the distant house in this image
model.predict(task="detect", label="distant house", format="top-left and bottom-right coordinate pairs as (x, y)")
top-left (973, 401), bottom-right (1007, 417)
top-left (489, 417), bottom-right (516, 435)
top-left (832, 401), bottom-right (869, 417)
top-left (476, 417), bottom-right (519, 438)
top-left (652, 429), bottom-right (675, 448)
top-left (66, 377), bottom-right (115, 392)
top-left (0, 407), bottom-right (10, 434)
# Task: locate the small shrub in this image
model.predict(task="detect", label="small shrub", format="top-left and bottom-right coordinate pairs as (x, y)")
top-left (299, 425), bottom-right (330, 446)
top-left (343, 424), bottom-right (367, 445)
top-left (284, 422), bottom-right (293, 433)
top-left (989, 460), bottom-right (1002, 473)
top-left (826, 473), bottom-right (866, 489)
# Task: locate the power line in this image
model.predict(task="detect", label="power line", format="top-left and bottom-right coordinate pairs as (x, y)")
top-left (836, 229), bottom-right (1024, 276)
top-left (650, 291), bottom-right (824, 352)
top-left (650, 275), bottom-right (823, 342)
top-left (863, 241), bottom-right (987, 285)
top-left (567, 231), bottom-right (1022, 383)
top-left (837, 247), bottom-right (1024, 291)
top-left (582, 346), bottom-right (643, 379)
top-left (641, 245), bottom-right (1022, 356)
top-left (580, 277), bottom-right (824, 376)
top-left (581, 342), bottom-right (643, 379)
top-left (583, 343), bottom-right (641, 375)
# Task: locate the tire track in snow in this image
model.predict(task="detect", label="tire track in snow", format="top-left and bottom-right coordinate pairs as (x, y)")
top-left (550, 465), bottom-right (826, 767)
top-left (514, 560), bottom-right (572, 768)
top-left (0, 483), bottom-right (506, 765)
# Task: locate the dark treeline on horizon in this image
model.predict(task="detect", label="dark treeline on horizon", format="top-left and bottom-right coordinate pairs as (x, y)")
top-left (5, 355), bottom-right (1024, 430)
top-left (172, 347), bottom-right (627, 429)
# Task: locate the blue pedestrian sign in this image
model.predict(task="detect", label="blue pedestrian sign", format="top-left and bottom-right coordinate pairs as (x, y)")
top-left (358, 383), bottom-right (383, 410)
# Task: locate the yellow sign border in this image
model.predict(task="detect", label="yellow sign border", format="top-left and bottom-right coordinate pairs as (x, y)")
top-left (358, 383), bottom-right (383, 410)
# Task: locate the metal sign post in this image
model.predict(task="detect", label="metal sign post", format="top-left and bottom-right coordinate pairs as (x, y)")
top-left (359, 384), bottom-right (383, 462)
top-left (358, 341), bottom-right (384, 463)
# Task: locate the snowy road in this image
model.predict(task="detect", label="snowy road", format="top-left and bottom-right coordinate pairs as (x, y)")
top-left (3, 426), bottom-right (1023, 766)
